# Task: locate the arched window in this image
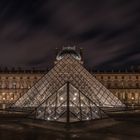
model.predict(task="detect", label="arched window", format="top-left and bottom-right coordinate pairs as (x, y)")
top-left (136, 83), bottom-right (139, 88)
top-left (108, 83), bottom-right (111, 88)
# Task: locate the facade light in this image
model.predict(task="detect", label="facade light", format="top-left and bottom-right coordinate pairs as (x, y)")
top-left (73, 97), bottom-right (76, 100)
top-left (60, 97), bottom-right (64, 100)
top-left (47, 117), bottom-right (50, 120)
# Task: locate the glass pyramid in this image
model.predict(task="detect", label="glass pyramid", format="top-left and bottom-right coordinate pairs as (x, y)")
top-left (34, 82), bottom-right (107, 122)
top-left (12, 47), bottom-right (124, 122)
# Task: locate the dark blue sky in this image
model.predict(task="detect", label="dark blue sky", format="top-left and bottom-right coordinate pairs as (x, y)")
top-left (0, 0), bottom-right (140, 70)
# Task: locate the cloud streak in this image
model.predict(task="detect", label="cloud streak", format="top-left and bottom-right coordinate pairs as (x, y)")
top-left (0, 0), bottom-right (139, 70)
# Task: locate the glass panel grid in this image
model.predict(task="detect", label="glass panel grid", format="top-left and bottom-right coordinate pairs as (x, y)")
top-left (12, 55), bottom-right (124, 122)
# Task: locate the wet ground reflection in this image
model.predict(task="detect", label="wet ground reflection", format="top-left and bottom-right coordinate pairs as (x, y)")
top-left (0, 120), bottom-right (140, 140)
top-left (0, 122), bottom-right (61, 140)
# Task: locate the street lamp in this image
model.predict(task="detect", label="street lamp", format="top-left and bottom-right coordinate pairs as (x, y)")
top-left (131, 96), bottom-right (135, 109)
top-left (122, 81), bottom-right (128, 107)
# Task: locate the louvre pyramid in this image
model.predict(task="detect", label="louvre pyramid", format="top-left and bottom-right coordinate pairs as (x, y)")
top-left (12, 49), bottom-right (124, 122)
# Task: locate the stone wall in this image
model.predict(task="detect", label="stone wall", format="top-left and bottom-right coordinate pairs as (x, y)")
top-left (0, 71), bottom-right (140, 108)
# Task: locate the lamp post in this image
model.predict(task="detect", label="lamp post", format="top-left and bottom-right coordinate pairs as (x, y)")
top-left (122, 81), bottom-right (126, 105)
top-left (2, 92), bottom-right (6, 110)
top-left (131, 96), bottom-right (134, 109)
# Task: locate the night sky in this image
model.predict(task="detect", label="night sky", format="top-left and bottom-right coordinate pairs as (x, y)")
top-left (0, 0), bottom-right (140, 70)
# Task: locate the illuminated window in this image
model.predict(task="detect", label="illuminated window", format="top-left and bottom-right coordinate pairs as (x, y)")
top-left (13, 82), bottom-right (16, 88)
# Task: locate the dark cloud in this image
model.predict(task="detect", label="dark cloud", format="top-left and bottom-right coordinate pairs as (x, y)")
top-left (0, 0), bottom-right (140, 70)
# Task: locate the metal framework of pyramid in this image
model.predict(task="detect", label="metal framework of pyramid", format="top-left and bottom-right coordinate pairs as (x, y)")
top-left (12, 47), bottom-right (124, 122)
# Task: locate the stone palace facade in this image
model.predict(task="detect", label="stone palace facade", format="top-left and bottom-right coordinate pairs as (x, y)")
top-left (0, 69), bottom-right (139, 109)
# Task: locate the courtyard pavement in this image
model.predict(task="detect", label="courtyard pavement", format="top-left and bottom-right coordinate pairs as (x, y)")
top-left (0, 110), bottom-right (140, 140)
top-left (0, 117), bottom-right (140, 140)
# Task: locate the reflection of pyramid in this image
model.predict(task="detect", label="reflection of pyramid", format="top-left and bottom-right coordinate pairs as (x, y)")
top-left (12, 47), bottom-right (124, 122)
